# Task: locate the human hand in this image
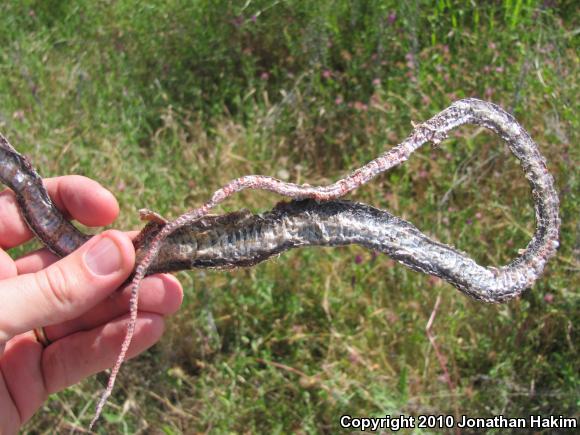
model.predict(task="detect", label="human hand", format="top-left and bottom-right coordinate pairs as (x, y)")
top-left (0, 175), bottom-right (183, 434)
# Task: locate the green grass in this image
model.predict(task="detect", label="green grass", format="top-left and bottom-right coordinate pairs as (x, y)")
top-left (0, 0), bottom-right (578, 433)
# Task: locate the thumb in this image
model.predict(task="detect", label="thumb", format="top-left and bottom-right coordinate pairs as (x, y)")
top-left (0, 230), bottom-right (135, 343)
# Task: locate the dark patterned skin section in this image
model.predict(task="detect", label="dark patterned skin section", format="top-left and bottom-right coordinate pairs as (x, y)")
top-left (0, 135), bottom-right (90, 257)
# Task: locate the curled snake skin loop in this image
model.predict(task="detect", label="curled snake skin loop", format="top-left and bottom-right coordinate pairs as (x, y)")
top-left (0, 99), bottom-right (560, 429)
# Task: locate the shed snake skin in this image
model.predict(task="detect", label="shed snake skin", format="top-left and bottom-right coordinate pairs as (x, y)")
top-left (0, 99), bottom-right (560, 428)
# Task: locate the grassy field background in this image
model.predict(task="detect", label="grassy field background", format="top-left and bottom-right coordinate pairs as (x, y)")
top-left (0, 0), bottom-right (578, 433)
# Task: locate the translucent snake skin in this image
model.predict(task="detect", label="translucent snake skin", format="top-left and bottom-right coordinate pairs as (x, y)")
top-left (0, 99), bottom-right (560, 429)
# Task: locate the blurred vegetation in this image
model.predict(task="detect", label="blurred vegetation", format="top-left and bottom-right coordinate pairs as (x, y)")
top-left (0, 0), bottom-right (578, 433)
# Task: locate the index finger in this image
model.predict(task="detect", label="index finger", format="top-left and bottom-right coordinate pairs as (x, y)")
top-left (0, 175), bottom-right (119, 249)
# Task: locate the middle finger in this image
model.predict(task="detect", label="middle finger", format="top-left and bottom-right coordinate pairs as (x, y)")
top-left (45, 273), bottom-right (182, 341)
top-left (15, 246), bottom-right (182, 340)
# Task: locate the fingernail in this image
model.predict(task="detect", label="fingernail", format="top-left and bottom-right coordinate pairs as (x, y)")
top-left (85, 237), bottom-right (123, 276)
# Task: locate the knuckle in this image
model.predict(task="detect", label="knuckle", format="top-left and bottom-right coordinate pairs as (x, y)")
top-left (36, 264), bottom-right (75, 310)
top-left (0, 324), bottom-right (12, 343)
top-left (42, 342), bottom-right (71, 394)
